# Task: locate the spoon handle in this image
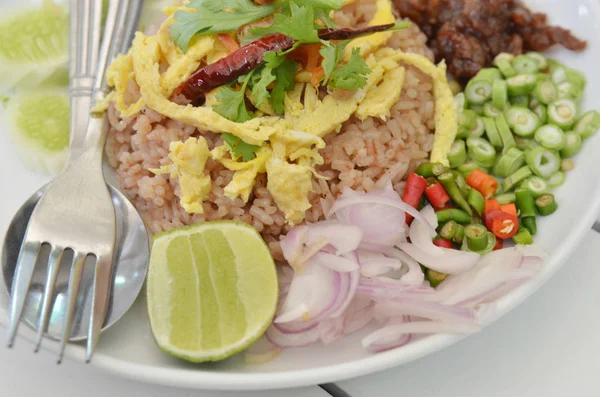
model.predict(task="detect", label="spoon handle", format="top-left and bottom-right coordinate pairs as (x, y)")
top-left (68, 0), bottom-right (103, 156)
top-left (82, 0), bottom-right (144, 152)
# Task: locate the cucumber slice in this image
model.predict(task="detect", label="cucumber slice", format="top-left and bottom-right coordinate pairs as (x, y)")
top-left (0, 4), bottom-right (69, 90)
top-left (6, 90), bottom-right (70, 175)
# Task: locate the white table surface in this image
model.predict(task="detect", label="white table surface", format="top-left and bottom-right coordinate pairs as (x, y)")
top-left (3, 220), bottom-right (600, 397)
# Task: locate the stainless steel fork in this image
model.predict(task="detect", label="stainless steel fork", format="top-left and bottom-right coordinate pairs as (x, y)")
top-left (6, 0), bottom-right (140, 363)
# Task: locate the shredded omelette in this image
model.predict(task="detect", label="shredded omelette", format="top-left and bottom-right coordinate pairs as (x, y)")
top-left (104, 0), bottom-right (458, 224)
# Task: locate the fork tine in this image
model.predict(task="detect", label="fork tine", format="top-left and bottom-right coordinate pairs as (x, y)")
top-left (85, 256), bottom-right (113, 362)
top-left (57, 252), bottom-right (86, 364)
top-left (6, 241), bottom-right (42, 347)
top-left (34, 246), bottom-right (64, 353)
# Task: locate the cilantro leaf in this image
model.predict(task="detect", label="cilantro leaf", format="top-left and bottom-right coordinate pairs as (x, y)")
top-left (319, 41), bottom-right (346, 84)
top-left (221, 133), bottom-right (260, 161)
top-left (280, 0), bottom-right (343, 14)
top-left (213, 71), bottom-right (255, 122)
top-left (212, 86), bottom-right (254, 122)
top-left (263, 51), bottom-right (287, 68)
top-left (314, 9), bottom-right (337, 28)
top-left (170, 0), bottom-right (277, 52)
top-left (270, 57), bottom-right (297, 114)
top-left (329, 48), bottom-right (371, 90)
top-left (251, 67), bottom-right (276, 108)
top-left (247, 2), bottom-right (320, 43)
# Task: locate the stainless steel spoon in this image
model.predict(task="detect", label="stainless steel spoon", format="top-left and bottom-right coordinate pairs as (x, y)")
top-left (2, 182), bottom-right (149, 342)
top-left (1, 0), bottom-right (148, 344)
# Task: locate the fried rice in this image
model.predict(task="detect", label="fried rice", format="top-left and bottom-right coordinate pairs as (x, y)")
top-left (105, 1), bottom-right (436, 261)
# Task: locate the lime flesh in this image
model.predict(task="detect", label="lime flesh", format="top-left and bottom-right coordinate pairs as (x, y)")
top-left (147, 221), bottom-right (279, 363)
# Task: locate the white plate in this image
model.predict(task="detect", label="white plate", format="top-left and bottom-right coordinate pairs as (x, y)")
top-left (2, 0), bottom-right (600, 391)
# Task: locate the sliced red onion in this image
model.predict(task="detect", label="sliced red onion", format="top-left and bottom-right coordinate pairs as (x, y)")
top-left (373, 298), bottom-right (479, 325)
top-left (275, 263), bottom-right (341, 324)
top-left (435, 247), bottom-right (542, 306)
top-left (384, 248), bottom-right (425, 285)
top-left (328, 185), bottom-right (435, 242)
top-left (362, 320), bottom-right (480, 350)
top-left (280, 226), bottom-right (308, 267)
top-left (311, 251), bottom-right (360, 272)
top-left (358, 251), bottom-right (403, 278)
top-left (266, 322), bottom-right (321, 348)
top-left (449, 268), bottom-right (539, 307)
top-left (280, 223), bottom-right (363, 268)
top-left (330, 268), bottom-right (360, 317)
top-left (304, 223), bottom-right (363, 255)
top-left (398, 242), bottom-right (479, 275)
top-left (244, 336), bottom-right (282, 364)
top-left (318, 316), bottom-right (345, 345)
top-left (343, 295), bottom-right (375, 335)
top-left (363, 316), bottom-right (412, 353)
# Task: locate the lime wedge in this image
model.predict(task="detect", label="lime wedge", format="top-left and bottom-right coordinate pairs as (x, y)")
top-left (6, 89), bottom-right (70, 175)
top-left (0, 3), bottom-right (69, 90)
top-left (147, 221), bottom-right (279, 363)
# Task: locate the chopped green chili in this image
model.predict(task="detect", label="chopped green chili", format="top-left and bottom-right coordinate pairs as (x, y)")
top-left (416, 162), bottom-right (447, 178)
top-left (467, 188), bottom-right (485, 216)
top-left (515, 189), bottom-right (536, 218)
top-left (426, 269), bottom-right (448, 288)
top-left (438, 172), bottom-right (473, 216)
top-left (439, 220), bottom-right (458, 240)
top-left (535, 194), bottom-right (558, 216)
top-left (465, 224), bottom-right (488, 251)
top-left (513, 227), bottom-right (534, 245)
top-left (453, 224), bottom-right (465, 244)
top-left (522, 216), bottom-right (537, 235)
top-left (436, 209), bottom-right (472, 224)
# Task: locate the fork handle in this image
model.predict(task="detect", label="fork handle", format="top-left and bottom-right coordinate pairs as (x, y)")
top-left (68, 0), bottom-right (144, 156)
top-left (83, 0), bottom-right (144, 152)
top-left (68, 0), bottom-right (103, 154)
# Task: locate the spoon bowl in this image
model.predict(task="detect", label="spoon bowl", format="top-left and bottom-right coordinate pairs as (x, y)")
top-left (2, 183), bottom-right (149, 341)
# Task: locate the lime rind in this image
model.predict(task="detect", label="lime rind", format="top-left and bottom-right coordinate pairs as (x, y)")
top-left (147, 221), bottom-right (279, 363)
top-left (6, 89), bottom-right (70, 175)
top-left (0, 4), bottom-right (69, 91)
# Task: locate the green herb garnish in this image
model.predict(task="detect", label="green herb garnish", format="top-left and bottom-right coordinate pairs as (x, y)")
top-left (221, 133), bottom-right (260, 161)
top-left (328, 48), bottom-right (371, 90)
top-left (319, 41), bottom-right (346, 85)
top-left (245, 2), bottom-right (320, 43)
top-left (213, 70), bottom-right (255, 122)
top-left (170, 0), bottom-right (279, 52)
